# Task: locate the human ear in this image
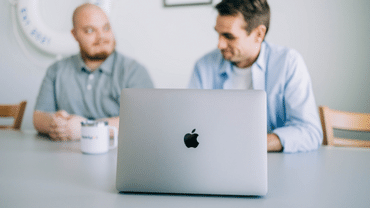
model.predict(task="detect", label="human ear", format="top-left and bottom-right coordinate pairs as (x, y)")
top-left (254, 25), bottom-right (266, 43)
top-left (71, 28), bottom-right (78, 41)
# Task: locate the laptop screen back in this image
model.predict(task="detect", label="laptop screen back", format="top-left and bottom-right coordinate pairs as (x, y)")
top-left (116, 89), bottom-right (267, 196)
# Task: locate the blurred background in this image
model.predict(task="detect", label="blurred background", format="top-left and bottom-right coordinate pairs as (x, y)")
top-left (0, 0), bottom-right (369, 132)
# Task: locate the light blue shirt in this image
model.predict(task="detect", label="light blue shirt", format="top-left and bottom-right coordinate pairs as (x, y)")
top-left (189, 41), bottom-right (323, 153)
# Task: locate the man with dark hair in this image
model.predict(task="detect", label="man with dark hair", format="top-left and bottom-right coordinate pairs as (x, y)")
top-left (189, 0), bottom-right (322, 153)
top-left (33, 3), bottom-right (153, 141)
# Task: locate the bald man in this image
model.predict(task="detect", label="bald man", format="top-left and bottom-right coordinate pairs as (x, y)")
top-left (33, 4), bottom-right (153, 141)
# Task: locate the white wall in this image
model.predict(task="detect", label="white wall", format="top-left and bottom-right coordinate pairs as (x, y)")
top-left (1, 0), bottom-right (369, 131)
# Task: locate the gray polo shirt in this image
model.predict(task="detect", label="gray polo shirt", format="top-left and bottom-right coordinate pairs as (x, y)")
top-left (35, 51), bottom-right (153, 120)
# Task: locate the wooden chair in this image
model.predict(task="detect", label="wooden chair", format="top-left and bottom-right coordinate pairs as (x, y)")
top-left (0, 101), bottom-right (27, 130)
top-left (319, 105), bottom-right (370, 148)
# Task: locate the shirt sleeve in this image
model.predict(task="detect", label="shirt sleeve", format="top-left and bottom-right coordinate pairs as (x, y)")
top-left (34, 65), bottom-right (58, 113)
top-left (125, 62), bottom-right (154, 89)
top-left (272, 51), bottom-right (323, 153)
top-left (188, 61), bottom-right (203, 89)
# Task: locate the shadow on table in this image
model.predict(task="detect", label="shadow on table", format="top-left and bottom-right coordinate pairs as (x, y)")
top-left (35, 132), bottom-right (81, 153)
top-left (119, 191), bottom-right (263, 199)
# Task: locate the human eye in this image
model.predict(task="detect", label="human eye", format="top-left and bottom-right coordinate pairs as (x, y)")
top-left (85, 28), bottom-right (94, 34)
top-left (223, 34), bottom-right (235, 40)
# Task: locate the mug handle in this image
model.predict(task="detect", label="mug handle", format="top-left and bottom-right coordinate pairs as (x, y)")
top-left (109, 126), bottom-right (118, 149)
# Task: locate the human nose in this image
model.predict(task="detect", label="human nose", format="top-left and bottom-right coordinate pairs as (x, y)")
top-left (218, 36), bottom-right (227, 50)
top-left (95, 29), bottom-right (105, 41)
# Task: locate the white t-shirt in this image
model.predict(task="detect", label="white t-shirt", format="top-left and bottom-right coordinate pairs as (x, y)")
top-left (223, 65), bottom-right (253, 90)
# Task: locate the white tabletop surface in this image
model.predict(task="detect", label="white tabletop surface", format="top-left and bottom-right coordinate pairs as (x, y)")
top-left (1, 130), bottom-right (370, 208)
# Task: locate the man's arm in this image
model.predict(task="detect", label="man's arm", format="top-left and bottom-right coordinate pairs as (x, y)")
top-left (272, 51), bottom-right (323, 153)
top-left (33, 110), bottom-right (54, 134)
top-left (124, 59), bottom-right (154, 89)
top-left (33, 63), bottom-right (62, 139)
top-left (188, 62), bottom-right (203, 89)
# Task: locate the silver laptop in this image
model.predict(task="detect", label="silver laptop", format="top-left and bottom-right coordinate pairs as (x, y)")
top-left (116, 89), bottom-right (267, 196)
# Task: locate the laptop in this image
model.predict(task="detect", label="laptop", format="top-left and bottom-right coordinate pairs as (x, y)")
top-left (116, 89), bottom-right (267, 196)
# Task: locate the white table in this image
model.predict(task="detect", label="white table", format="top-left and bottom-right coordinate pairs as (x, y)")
top-left (1, 130), bottom-right (370, 208)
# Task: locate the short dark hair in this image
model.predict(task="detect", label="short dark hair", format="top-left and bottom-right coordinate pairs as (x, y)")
top-left (215, 0), bottom-right (270, 36)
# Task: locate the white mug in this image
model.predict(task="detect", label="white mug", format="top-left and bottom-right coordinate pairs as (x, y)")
top-left (80, 120), bottom-right (118, 154)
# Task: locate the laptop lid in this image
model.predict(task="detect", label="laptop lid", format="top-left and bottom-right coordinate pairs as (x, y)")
top-left (116, 89), bottom-right (267, 196)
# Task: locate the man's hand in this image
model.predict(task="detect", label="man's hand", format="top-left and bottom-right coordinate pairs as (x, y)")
top-left (48, 110), bottom-right (86, 141)
top-left (55, 110), bottom-right (70, 119)
top-left (267, 133), bottom-right (283, 152)
top-left (65, 114), bottom-right (86, 140)
top-left (49, 110), bottom-right (70, 141)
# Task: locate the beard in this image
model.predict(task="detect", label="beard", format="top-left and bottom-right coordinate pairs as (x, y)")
top-left (80, 39), bottom-right (116, 61)
top-left (84, 51), bottom-right (110, 61)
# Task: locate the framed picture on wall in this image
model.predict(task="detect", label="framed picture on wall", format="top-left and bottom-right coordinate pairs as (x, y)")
top-left (164, 0), bottom-right (213, 7)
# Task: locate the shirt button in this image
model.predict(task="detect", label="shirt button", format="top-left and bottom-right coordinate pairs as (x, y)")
top-left (89, 74), bottom-right (94, 80)
top-left (87, 85), bottom-right (92, 90)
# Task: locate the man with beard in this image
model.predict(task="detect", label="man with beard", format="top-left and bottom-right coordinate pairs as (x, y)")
top-left (188, 0), bottom-right (322, 153)
top-left (33, 3), bottom-right (153, 141)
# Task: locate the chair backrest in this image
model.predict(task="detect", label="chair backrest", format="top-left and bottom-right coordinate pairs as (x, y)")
top-left (0, 101), bottom-right (27, 130)
top-left (319, 105), bottom-right (370, 148)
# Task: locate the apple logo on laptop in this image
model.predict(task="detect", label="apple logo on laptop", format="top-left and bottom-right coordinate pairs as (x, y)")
top-left (184, 129), bottom-right (199, 148)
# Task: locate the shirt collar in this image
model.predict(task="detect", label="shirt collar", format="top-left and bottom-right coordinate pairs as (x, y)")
top-left (77, 54), bottom-right (86, 71)
top-left (254, 41), bottom-right (267, 73)
top-left (77, 51), bottom-right (116, 75)
top-left (99, 51), bottom-right (115, 75)
top-left (218, 41), bottom-right (267, 76)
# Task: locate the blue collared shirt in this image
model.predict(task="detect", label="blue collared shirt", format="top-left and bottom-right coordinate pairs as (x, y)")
top-left (189, 41), bottom-right (323, 153)
top-left (35, 51), bottom-right (153, 120)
